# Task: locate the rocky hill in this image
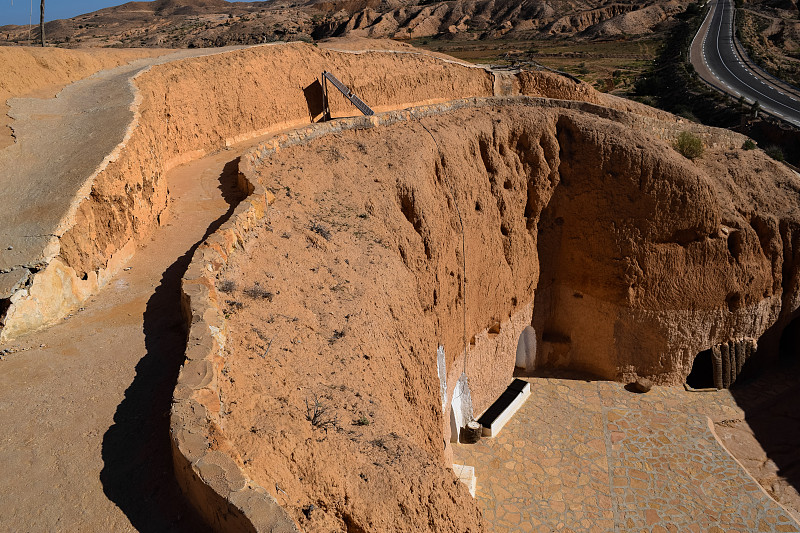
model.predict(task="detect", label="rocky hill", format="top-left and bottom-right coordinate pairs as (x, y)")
top-left (0, 0), bottom-right (694, 48)
top-left (737, 0), bottom-right (800, 86)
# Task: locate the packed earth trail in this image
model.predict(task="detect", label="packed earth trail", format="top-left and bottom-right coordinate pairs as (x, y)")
top-left (0, 47), bottom-right (247, 301)
top-left (0, 145), bottom-right (253, 531)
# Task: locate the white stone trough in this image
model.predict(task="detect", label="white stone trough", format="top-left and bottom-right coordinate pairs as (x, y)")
top-left (476, 378), bottom-right (531, 437)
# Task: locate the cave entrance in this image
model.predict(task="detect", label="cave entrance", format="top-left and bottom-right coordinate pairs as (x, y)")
top-left (515, 326), bottom-right (537, 371)
top-left (779, 315), bottom-right (800, 362)
top-left (688, 339), bottom-right (756, 389)
top-left (686, 348), bottom-right (714, 389)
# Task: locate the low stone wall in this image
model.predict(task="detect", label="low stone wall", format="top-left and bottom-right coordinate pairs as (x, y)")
top-left (172, 156), bottom-right (299, 532)
top-left (172, 113), bottom-right (406, 531)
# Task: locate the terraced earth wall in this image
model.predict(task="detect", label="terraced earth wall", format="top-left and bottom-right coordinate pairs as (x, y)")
top-left (1, 42), bottom-right (717, 342)
top-left (0, 43), bottom-right (495, 341)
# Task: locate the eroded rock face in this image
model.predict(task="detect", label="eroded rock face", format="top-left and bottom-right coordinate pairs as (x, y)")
top-left (217, 101), bottom-right (800, 531)
top-left (533, 113), bottom-right (792, 381)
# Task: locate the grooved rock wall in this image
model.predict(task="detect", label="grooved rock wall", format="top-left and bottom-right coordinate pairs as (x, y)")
top-left (201, 98), bottom-right (800, 531)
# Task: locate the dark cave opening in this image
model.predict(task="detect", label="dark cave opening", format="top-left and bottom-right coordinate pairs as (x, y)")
top-left (686, 348), bottom-right (715, 389)
top-left (779, 315), bottom-right (800, 363)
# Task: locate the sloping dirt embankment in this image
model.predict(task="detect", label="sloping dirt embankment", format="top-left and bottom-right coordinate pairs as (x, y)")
top-left (0, 46), bottom-right (170, 150)
top-left (172, 94), bottom-right (800, 531)
top-left (0, 42), bottom-right (496, 341)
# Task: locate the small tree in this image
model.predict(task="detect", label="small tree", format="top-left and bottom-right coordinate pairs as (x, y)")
top-left (750, 100), bottom-right (760, 118)
top-left (764, 145), bottom-right (785, 162)
top-left (673, 131), bottom-right (704, 160)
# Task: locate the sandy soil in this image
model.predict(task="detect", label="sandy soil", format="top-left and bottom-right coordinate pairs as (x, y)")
top-left (0, 138), bottom-right (264, 530)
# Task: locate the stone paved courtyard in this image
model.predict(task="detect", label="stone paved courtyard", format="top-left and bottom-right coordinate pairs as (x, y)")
top-left (453, 377), bottom-right (800, 532)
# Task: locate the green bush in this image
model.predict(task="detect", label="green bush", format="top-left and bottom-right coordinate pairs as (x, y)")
top-left (673, 131), bottom-right (704, 160)
top-left (742, 139), bottom-right (757, 150)
top-left (765, 146), bottom-right (785, 162)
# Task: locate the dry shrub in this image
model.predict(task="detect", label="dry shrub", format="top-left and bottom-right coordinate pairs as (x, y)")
top-left (674, 131), bottom-right (704, 160)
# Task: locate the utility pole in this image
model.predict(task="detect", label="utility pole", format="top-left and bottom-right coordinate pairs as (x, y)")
top-left (39, 0), bottom-right (44, 46)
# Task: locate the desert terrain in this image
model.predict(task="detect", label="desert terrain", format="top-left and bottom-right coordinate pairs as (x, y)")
top-left (1, 0), bottom-right (694, 48)
top-left (204, 94), bottom-right (800, 531)
top-left (737, 0), bottom-right (800, 86)
top-left (1, 4), bottom-right (800, 532)
top-left (0, 0), bottom-right (696, 96)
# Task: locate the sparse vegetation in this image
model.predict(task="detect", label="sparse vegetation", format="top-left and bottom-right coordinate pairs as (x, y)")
top-left (225, 299), bottom-right (244, 313)
top-left (218, 279), bottom-right (236, 293)
top-left (413, 37), bottom-right (660, 96)
top-left (743, 139), bottom-right (757, 150)
top-left (310, 221), bottom-right (332, 240)
top-left (329, 329), bottom-right (345, 344)
top-left (305, 394), bottom-right (338, 430)
top-left (673, 131), bottom-right (704, 160)
top-left (765, 145), bottom-right (785, 162)
top-left (355, 415), bottom-right (370, 426)
top-left (243, 282), bottom-right (273, 301)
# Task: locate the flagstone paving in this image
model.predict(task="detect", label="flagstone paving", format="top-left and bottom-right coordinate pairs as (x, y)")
top-left (453, 377), bottom-right (800, 532)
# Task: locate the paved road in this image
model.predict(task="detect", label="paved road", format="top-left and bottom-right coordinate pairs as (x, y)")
top-left (690, 0), bottom-right (800, 127)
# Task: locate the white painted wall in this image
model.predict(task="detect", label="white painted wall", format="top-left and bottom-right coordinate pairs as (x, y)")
top-left (515, 325), bottom-right (537, 370)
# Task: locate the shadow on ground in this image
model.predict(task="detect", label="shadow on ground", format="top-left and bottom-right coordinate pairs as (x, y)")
top-left (729, 357), bottom-right (800, 507)
top-left (100, 157), bottom-right (245, 532)
top-left (513, 366), bottom-right (603, 382)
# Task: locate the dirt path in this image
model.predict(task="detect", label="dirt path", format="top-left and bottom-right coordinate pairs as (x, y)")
top-left (0, 46), bottom-right (246, 305)
top-left (0, 144), bottom-right (253, 531)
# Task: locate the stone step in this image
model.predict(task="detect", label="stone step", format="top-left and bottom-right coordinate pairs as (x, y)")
top-left (453, 464), bottom-right (476, 498)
